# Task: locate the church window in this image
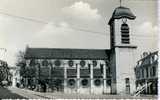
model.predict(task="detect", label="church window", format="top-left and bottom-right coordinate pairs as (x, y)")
top-left (68, 60), bottom-right (74, 67)
top-left (68, 79), bottom-right (76, 88)
top-left (94, 79), bottom-right (101, 86)
top-left (54, 60), bottom-right (61, 66)
top-left (80, 60), bottom-right (86, 67)
top-left (81, 79), bottom-right (88, 87)
top-left (42, 60), bottom-right (48, 66)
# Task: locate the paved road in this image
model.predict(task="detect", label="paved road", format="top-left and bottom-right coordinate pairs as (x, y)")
top-left (8, 87), bottom-right (157, 99)
top-left (8, 87), bottom-right (53, 99)
top-left (0, 86), bottom-right (26, 99)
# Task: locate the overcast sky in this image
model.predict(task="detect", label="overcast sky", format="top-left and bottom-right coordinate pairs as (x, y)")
top-left (0, 0), bottom-right (158, 66)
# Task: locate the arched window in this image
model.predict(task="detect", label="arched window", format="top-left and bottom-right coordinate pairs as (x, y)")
top-left (54, 60), bottom-right (61, 66)
top-left (68, 60), bottom-right (74, 67)
top-left (80, 60), bottom-right (86, 67)
top-left (121, 23), bottom-right (130, 44)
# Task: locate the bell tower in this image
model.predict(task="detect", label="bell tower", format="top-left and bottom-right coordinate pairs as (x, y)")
top-left (108, 5), bottom-right (137, 94)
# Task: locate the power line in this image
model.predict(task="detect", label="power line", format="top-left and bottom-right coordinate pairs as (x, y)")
top-left (0, 10), bottom-right (47, 24)
top-left (0, 10), bottom-right (106, 35)
top-left (69, 26), bottom-right (106, 35)
top-left (0, 9), bottom-right (158, 38)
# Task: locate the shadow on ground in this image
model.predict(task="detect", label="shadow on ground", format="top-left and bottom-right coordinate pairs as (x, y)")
top-left (0, 86), bottom-right (27, 99)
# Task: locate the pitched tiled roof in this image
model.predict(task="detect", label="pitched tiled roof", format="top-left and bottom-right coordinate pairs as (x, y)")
top-left (25, 48), bottom-right (109, 60)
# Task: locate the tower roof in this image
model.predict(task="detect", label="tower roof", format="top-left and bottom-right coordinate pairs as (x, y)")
top-left (108, 6), bottom-right (136, 25)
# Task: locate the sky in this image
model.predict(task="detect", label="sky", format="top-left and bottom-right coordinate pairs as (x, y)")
top-left (0, 0), bottom-right (158, 66)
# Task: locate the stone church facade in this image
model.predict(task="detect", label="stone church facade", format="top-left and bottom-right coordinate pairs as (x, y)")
top-left (24, 48), bottom-right (111, 94)
top-left (23, 5), bottom-right (137, 95)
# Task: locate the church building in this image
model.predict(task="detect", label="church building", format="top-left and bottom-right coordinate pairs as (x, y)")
top-left (23, 5), bottom-right (137, 95)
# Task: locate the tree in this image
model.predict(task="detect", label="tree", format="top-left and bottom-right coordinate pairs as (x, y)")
top-left (16, 50), bottom-right (37, 87)
top-left (16, 51), bottom-right (26, 77)
top-left (0, 61), bottom-right (9, 85)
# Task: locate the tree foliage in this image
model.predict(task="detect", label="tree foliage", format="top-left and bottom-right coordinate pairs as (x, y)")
top-left (16, 51), bottom-right (26, 77)
top-left (16, 50), bottom-right (36, 78)
top-left (0, 61), bottom-right (9, 84)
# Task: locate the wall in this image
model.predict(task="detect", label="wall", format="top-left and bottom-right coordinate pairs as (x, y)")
top-left (115, 48), bottom-right (136, 94)
top-left (25, 58), bottom-right (110, 94)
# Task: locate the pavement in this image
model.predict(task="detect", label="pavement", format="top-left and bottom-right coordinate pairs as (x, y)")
top-left (0, 86), bottom-right (26, 99)
top-left (7, 87), bottom-right (52, 99)
top-left (6, 87), bottom-right (158, 99)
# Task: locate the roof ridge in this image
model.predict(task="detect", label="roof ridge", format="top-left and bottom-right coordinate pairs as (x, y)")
top-left (28, 47), bottom-right (109, 51)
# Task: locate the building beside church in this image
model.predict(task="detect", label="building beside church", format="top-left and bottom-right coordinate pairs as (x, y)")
top-left (22, 5), bottom-right (138, 95)
top-left (134, 51), bottom-right (158, 95)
